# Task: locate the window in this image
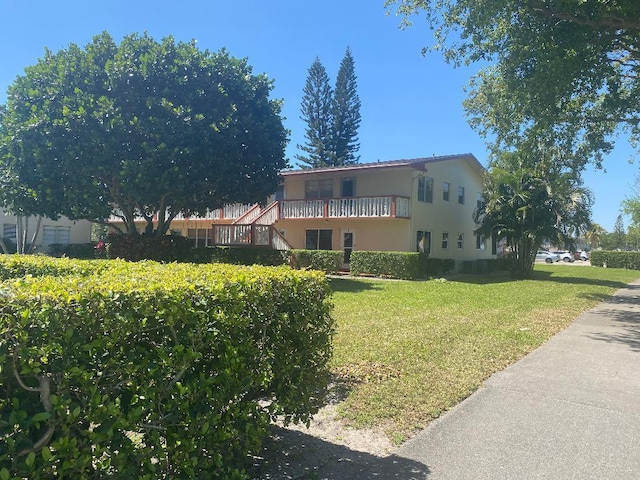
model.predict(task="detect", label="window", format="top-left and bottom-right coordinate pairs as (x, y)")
top-left (306, 229), bottom-right (332, 250)
top-left (188, 228), bottom-right (212, 248)
top-left (443, 182), bottom-right (450, 201)
top-left (305, 179), bottom-right (333, 199)
top-left (416, 230), bottom-right (431, 254)
top-left (477, 192), bottom-right (484, 209)
top-left (476, 234), bottom-right (486, 250)
top-left (2, 224), bottom-right (16, 240)
top-left (458, 186), bottom-right (465, 204)
top-left (442, 232), bottom-right (449, 250)
top-left (341, 177), bottom-right (356, 197)
top-left (457, 233), bottom-right (464, 250)
top-left (43, 226), bottom-right (71, 245)
top-left (418, 176), bottom-right (433, 203)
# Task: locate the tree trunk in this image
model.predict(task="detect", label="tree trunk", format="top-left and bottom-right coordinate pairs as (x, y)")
top-left (25, 216), bottom-right (42, 254)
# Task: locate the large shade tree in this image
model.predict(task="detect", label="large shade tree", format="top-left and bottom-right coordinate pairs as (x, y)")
top-left (0, 32), bottom-right (288, 236)
top-left (386, 0), bottom-right (640, 167)
top-left (475, 151), bottom-right (592, 278)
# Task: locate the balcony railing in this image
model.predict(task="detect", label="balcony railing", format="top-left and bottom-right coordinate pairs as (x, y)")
top-left (279, 196), bottom-right (410, 219)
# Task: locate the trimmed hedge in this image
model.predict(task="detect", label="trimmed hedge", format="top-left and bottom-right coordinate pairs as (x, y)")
top-left (48, 243), bottom-right (97, 259)
top-left (191, 246), bottom-right (288, 266)
top-left (0, 259), bottom-right (334, 479)
top-left (106, 233), bottom-right (193, 262)
top-left (0, 254), bottom-right (108, 280)
top-left (349, 251), bottom-right (455, 280)
top-left (289, 249), bottom-right (343, 273)
top-left (590, 250), bottom-right (640, 269)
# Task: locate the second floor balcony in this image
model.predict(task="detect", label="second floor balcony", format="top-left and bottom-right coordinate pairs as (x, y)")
top-left (279, 195), bottom-right (410, 220)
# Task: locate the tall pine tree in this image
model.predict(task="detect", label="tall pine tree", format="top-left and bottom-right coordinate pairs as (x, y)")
top-left (331, 47), bottom-right (361, 166)
top-left (297, 49), bottom-right (361, 168)
top-left (295, 58), bottom-right (333, 168)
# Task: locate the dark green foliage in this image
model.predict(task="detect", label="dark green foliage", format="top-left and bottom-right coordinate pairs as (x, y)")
top-left (106, 233), bottom-right (192, 262)
top-left (350, 251), bottom-right (454, 280)
top-left (0, 259), bottom-right (334, 479)
top-left (0, 32), bottom-right (288, 236)
top-left (289, 249), bottom-right (343, 273)
top-left (48, 243), bottom-right (97, 259)
top-left (425, 258), bottom-right (456, 276)
top-left (295, 58), bottom-right (333, 168)
top-left (331, 47), bottom-right (361, 166)
top-left (207, 247), bottom-right (288, 266)
top-left (186, 246), bottom-right (288, 266)
top-left (590, 250), bottom-right (640, 270)
top-left (296, 49), bottom-right (361, 168)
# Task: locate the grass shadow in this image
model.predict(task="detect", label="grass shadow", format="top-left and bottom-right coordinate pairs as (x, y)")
top-left (327, 276), bottom-right (387, 293)
top-left (447, 269), bottom-right (638, 290)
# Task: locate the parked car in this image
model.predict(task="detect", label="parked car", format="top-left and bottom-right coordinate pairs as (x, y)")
top-left (536, 250), bottom-right (561, 263)
top-left (575, 250), bottom-right (590, 261)
top-left (553, 250), bottom-right (575, 262)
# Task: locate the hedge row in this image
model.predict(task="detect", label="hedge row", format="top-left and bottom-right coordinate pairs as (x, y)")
top-left (0, 259), bottom-right (334, 479)
top-left (288, 249), bottom-right (343, 273)
top-left (349, 251), bottom-right (455, 280)
top-left (590, 250), bottom-right (640, 269)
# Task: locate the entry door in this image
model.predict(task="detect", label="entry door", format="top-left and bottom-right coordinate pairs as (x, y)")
top-left (343, 231), bottom-right (354, 264)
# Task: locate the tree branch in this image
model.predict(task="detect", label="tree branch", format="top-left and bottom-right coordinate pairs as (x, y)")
top-left (13, 349), bottom-right (56, 456)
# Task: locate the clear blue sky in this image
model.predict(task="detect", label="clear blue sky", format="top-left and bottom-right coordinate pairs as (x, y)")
top-left (0, 0), bottom-right (636, 231)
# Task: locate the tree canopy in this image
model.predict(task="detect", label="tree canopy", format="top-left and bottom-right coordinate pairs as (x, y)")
top-left (386, 0), bottom-right (640, 167)
top-left (0, 32), bottom-right (288, 236)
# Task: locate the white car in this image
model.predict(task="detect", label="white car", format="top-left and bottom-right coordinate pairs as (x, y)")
top-left (536, 250), bottom-right (561, 263)
top-left (553, 251), bottom-right (575, 262)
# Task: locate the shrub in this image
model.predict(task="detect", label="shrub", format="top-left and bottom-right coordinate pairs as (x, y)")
top-left (425, 258), bottom-right (456, 276)
top-left (48, 243), bottom-right (97, 259)
top-left (350, 251), bottom-right (425, 279)
top-left (590, 250), bottom-right (640, 269)
top-left (0, 254), bottom-right (107, 280)
top-left (289, 249), bottom-right (343, 273)
top-left (106, 233), bottom-right (192, 262)
top-left (0, 260), bottom-right (334, 479)
top-left (205, 246), bottom-right (288, 266)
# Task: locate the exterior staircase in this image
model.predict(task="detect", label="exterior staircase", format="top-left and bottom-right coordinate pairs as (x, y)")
top-left (211, 202), bottom-right (291, 250)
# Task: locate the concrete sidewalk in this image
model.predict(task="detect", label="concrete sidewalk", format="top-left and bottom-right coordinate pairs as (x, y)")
top-left (373, 279), bottom-right (640, 479)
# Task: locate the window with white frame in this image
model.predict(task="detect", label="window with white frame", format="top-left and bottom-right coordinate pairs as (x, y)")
top-left (476, 233), bottom-right (486, 250)
top-left (442, 232), bottom-right (449, 250)
top-left (477, 192), bottom-right (484, 209)
top-left (43, 226), bottom-right (71, 245)
top-left (418, 176), bottom-right (434, 203)
top-left (443, 182), bottom-right (450, 201)
top-left (416, 230), bottom-right (431, 254)
top-left (457, 233), bottom-right (464, 250)
top-left (458, 186), bottom-right (465, 204)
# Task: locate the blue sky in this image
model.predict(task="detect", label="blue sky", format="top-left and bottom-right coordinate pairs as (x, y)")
top-left (0, 0), bottom-right (636, 231)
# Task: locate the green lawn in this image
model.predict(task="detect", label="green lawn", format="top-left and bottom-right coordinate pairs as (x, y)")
top-left (327, 265), bottom-right (640, 444)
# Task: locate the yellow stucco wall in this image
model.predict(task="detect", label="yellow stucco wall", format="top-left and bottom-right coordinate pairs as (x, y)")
top-left (278, 155), bottom-right (495, 262)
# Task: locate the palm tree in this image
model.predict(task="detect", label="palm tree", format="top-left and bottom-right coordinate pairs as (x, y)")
top-left (475, 151), bottom-right (592, 278)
